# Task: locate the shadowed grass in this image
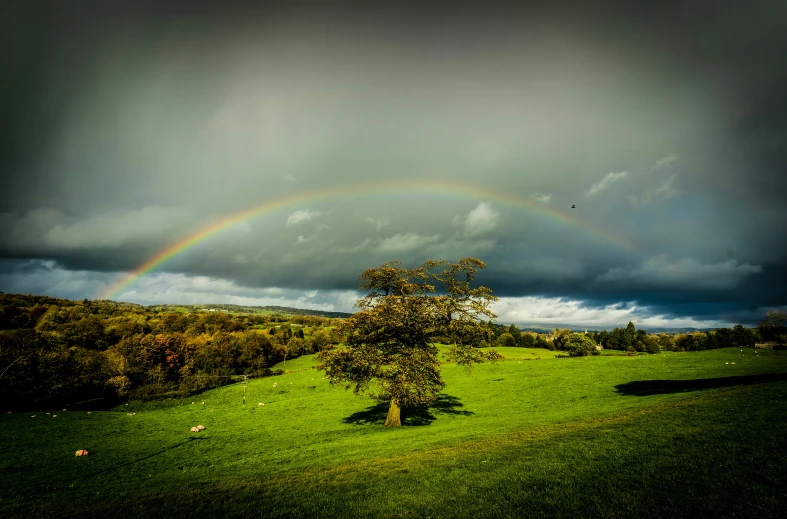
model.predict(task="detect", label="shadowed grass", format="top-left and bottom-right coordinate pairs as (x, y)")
top-left (616, 372), bottom-right (787, 396)
top-left (343, 394), bottom-right (474, 426)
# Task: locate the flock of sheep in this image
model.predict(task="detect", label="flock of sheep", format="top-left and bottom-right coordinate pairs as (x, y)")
top-left (17, 377), bottom-right (302, 459)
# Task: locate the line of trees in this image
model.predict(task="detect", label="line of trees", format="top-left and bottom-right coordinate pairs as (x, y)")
top-left (0, 293), bottom-right (342, 410)
top-left (480, 319), bottom-right (760, 355)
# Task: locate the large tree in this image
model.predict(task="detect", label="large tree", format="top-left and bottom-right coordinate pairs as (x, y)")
top-left (317, 258), bottom-right (502, 426)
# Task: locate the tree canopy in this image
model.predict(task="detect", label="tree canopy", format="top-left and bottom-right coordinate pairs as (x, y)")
top-left (316, 258), bottom-right (502, 426)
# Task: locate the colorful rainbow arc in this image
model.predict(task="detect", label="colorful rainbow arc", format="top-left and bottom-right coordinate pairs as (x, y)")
top-left (97, 179), bottom-right (638, 300)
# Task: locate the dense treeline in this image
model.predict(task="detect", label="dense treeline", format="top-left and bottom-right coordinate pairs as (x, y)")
top-left (0, 293), bottom-right (343, 410)
top-left (1, 291), bottom-right (779, 409)
top-left (483, 319), bottom-right (761, 355)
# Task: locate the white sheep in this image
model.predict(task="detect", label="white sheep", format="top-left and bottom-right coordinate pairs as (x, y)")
top-left (197, 425), bottom-right (205, 431)
top-left (75, 450), bottom-right (89, 457)
top-left (190, 427), bottom-right (200, 432)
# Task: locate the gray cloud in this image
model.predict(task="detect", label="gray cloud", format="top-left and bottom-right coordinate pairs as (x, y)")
top-left (1, 1), bottom-right (785, 327)
top-left (594, 255), bottom-right (763, 291)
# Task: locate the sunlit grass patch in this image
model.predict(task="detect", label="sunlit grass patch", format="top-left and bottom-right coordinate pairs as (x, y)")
top-left (2, 347), bottom-right (786, 518)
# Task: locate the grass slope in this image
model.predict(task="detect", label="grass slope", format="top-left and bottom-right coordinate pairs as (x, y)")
top-left (2, 347), bottom-right (786, 518)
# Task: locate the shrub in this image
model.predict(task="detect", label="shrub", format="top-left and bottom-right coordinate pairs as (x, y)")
top-left (567, 333), bottom-right (597, 357)
top-left (518, 333), bottom-right (536, 348)
top-left (498, 333), bottom-right (517, 347)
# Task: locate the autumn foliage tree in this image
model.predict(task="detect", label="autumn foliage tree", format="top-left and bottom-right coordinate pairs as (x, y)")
top-left (316, 258), bottom-right (502, 427)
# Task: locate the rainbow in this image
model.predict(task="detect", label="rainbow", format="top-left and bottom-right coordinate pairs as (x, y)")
top-left (97, 178), bottom-right (639, 300)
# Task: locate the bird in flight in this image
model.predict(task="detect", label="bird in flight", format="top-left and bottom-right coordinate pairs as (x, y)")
top-left (571, 204), bottom-right (576, 208)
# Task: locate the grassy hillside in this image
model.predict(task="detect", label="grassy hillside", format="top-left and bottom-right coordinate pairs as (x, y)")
top-left (2, 347), bottom-right (786, 518)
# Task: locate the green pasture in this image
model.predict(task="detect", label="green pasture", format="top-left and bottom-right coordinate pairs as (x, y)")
top-left (2, 347), bottom-right (786, 518)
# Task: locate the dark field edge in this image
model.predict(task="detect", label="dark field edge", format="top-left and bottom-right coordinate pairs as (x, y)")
top-left (14, 381), bottom-right (785, 519)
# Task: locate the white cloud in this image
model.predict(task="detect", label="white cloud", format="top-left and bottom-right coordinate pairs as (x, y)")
top-left (531, 192), bottom-right (552, 204)
top-left (586, 171), bottom-right (628, 198)
top-left (377, 233), bottom-right (442, 253)
top-left (0, 260), bottom-right (758, 329)
top-left (594, 255), bottom-right (762, 290)
top-left (366, 217), bottom-right (390, 231)
top-left (492, 296), bottom-right (732, 329)
top-left (627, 193), bottom-right (652, 205)
top-left (106, 272), bottom-right (361, 311)
top-left (286, 209), bottom-right (321, 226)
top-left (296, 235), bottom-right (316, 245)
top-left (651, 153), bottom-right (679, 171)
top-left (335, 238), bottom-right (373, 254)
top-left (655, 174), bottom-right (679, 198)
top-left (628, 173), bottom-right (680, 205)
top-left (453, 202), bottom-right (500, 237)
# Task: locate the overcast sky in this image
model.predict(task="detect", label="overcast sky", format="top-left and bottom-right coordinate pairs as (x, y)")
top-left (2, 1), bottom-right (786, 329)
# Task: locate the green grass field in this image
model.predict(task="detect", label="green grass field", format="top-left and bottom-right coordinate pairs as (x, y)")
top-left (2, 347), bottom-right (786, 518)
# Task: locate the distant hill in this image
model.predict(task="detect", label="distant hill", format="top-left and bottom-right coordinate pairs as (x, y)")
top-left (154, 303), bottom-right (352, 319)
top-left (512, 322), bottom-right (720, 334)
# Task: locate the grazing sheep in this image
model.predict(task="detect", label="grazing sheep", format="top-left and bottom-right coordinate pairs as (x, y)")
top-left (46, 412), bottom-right (50, 415)
top-left (258, 402), bottom-right (264, 406)
top-left (63, 408), bottom-right (67, 412)
top-left (75, 450), bottom-right (89, 457)
top-left (87, 412), bottom-right (92, 415)
top-left (190, 427), bottom-right (200, 432)
top-left (197, 425), bottom-right (205, 431)
top-left (31, 415), bottom-right (36, 418)
top-left (52, 415), bottom-right (57, 418)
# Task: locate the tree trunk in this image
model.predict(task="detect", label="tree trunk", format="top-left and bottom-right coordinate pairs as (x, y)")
top-left (384, 398), bottom-right (402, 427)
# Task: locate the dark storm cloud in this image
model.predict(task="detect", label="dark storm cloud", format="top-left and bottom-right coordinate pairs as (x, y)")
top-left (1, 1), bottom-right (786, 326)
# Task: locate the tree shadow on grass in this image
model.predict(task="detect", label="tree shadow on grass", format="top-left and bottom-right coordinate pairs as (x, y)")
top-left (615, 372), bottom-right (787, 396)
top-left (343, 394), bottom-right (474, 426)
